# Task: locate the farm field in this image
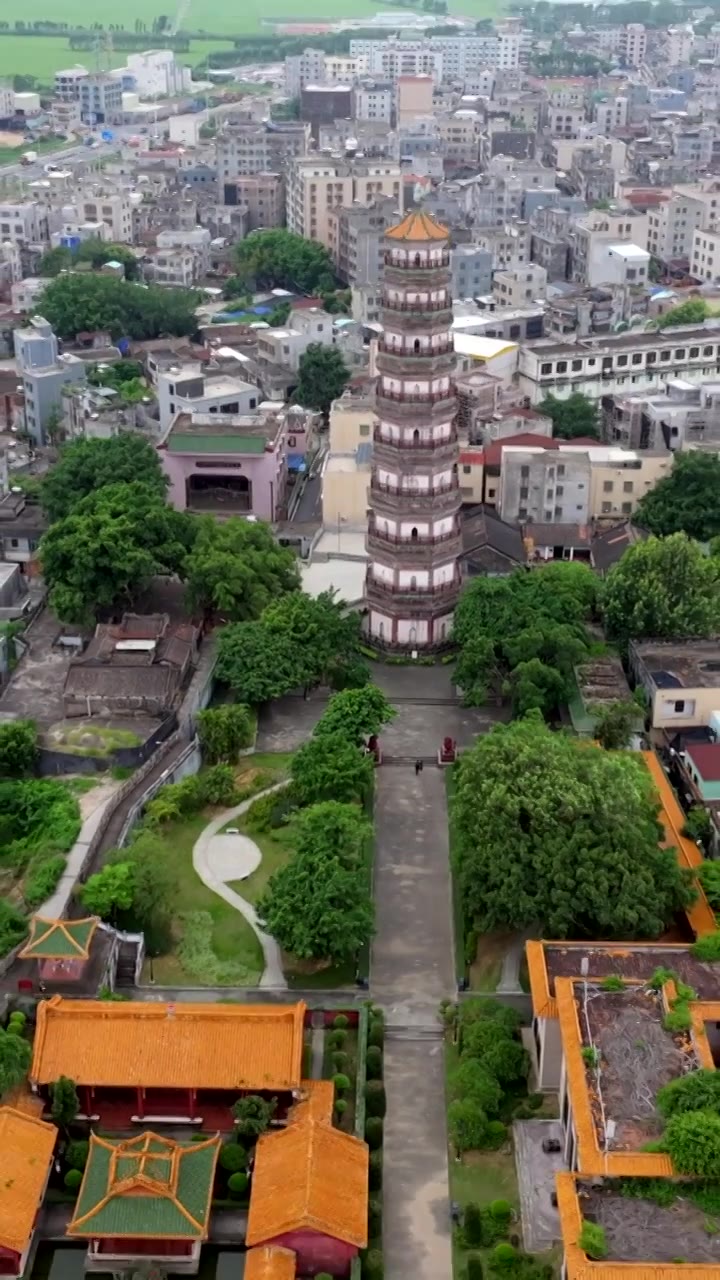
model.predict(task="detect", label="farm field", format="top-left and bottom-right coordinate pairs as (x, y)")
top-left (0, 0), bottom-right (503, 78)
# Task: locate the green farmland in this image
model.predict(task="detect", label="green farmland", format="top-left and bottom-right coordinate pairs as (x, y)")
top-left (0, 0), bottom-right (503, 79)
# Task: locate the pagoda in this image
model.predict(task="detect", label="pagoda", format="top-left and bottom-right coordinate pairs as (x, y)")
top-left (365, 208), bottom-right (461, 650)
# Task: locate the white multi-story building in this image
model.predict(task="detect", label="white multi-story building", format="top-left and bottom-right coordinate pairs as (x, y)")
top-left (666, 24), bottom-right (693, 65)
top-left (594, 97), bottom-right (629, 134)
top-left (494, 263), bottom-right (548, 307)
top-left (619, 23), bottom-right (646, 66)
top-left (355, 80), bottom-right (393, 124)
top-left (0, 201), bottom-right (49, 247)
top-left (78, 190), bottom-right (132, 242)
top-left (287, 155), bottom-right (402, 249)
top-left (690, 227), bottom-right (720, 282)
top-left (122, 50), bottom-right (190, 98)
top-left (54, 66), bottom-right (88, 100)
top-left (284, 47), bottom-right (326, 98)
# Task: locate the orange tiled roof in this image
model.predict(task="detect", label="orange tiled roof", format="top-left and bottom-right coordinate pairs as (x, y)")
top-left (642, 750), bottom-right (717, 937)
top-left (385, 209), bottom-right (448, 241)
top-left (246, 1117), bottom-right (369, 1249)
top-left (30, 997), bottom-right (306, 1090)
top-left (556, 977), bottom-right (675, 1177)
top-left (556, 1171), bottom-right (720, 1279)
top-left (244, 1247), bottom-right (297, 1280)
top-left (0, 1106), bottom-right (57, 1256)
top-left (288, 1079), bottom-right (335, 1126)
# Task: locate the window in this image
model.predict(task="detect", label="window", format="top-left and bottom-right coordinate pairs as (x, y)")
top-left (704, 345), bottom-right (715, 356)
top-left (632, 353), bottom-right (642, 365)
top-left (601, 501), bottom-right (612, 514)
top-left (557, 361), bottom-right (567, 374)
top-left (674, 700), bottom-right (685, 713)
top-left (617, 354), bottom-right (628, 367)
top-left (359, 423), bottom-right (370, 437)
top-left (675, 349), bottom-right (686, 360)
top-left (647, 351), bottom-right (657, 364)
top-left (622, 502), bottom-right (633, 514)
top-left (541, 362), bottom-right (552, 375)
top-left (572, 359), bottom-right (582, 371)
top-left (623, 480), bottom-right (633, 493)
top-left (660, 351), bottom-right (671, 362)
top-left (520, 486), bottom-right (529, 499)
top-left (463, 464), bottom-right (471, 474)
top-left (603, 480), bottom-right (613, 492)
top-left (520, 465), bottom-right (530, 478)
top-left (690, 346), bottom-right (699, 357)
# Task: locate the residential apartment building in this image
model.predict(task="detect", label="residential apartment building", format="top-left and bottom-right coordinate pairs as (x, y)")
top-left (54, 65), bottom-right (88, 100)
top-left (284, 47), bottom-right (325, 98)
top-left (79, 190), bottom-right (132, 242)
top-left (594, 96), bottom-right (629, 134)
top-left (518, 324), bottom-right (720, 404)
top-left (499, 442), bottom-right (672, 525)
top-left (450, 246), bottom-right (493, 300)
top-left (475, 223), bottom-right (531, 270)
top-left (629, 639), bottom-right (720, 732)
top-left (223, 173), bottom-right (285, 230)
top-left (570, 209), bottom-right (650, 286)
top-left (619, 22), bottom-right (647, 66)
top-left (79, 74), bottom-right (123, 125)
top-left (493, 264), bottom-right (547, 307)
top-left (0, 201), bottom-right (49, 248)
top-left (255, 307), bottom-right (335, 373)
top-left (286, 155), bottom-right (402, 249)
top-left (328, 195), bottom-right (399, 286)
top-left (396, 75), bottom-right (434, 128)
top-left (14, 317), bottom-right (85, 446)
top-left (604, 380), bottom-right (720, 451)
top-left (691, 227), bottom-right (720, 282)
top-left (156, 365), bottom-right (260, 434)
top-left (647, 193), bottom-right (705, 262)
top-left (300, 84), bottom-right (353, 140)
top-left (216, 121), bottom-right (310, 181)
top-left (348, 39), bottom-right (443, 83)
top-left (355, 80), bottom-right (393, 125)
top-left (439, 110), bottom-right (482, 168)
top-left (123, 50), bottom-right (189, 98)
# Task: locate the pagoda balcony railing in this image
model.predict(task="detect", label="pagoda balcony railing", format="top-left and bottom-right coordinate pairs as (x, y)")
top-left (383, 298), bottom-right (451, 314)
top-left (367, 577), bottom-right (461, 600)
top-left (377, 388), bottom-right (456, 405)
top-left (368, 521), bottom-right (460, 547)
top-left (373, 427), bottom-right (458, 448)
top-left (377, 340), bottom-right (455, 358)
top-left (384, 251), bottom-right (450, 268)
top-left (372, 479), bottom-right (459, 497)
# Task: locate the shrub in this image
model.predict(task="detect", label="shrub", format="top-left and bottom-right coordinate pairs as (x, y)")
top-left (23, 854), bottom-right (67, 910)
top-left (201, 764), bottom-right (237, 807)
top-left (369, 1149), bottom-right (383, 1191)
top-left (333, 1072), bottom-right (351, 1094)
top-left (664, 1005), bottom-right (692, 1033)
top-left (65, 1140), bottom-right (89, 1171)
top-left (366, 1045), bottom-right (383, 1080)
top-left (692, 932), bottom-right (720, 962)
top-left (219, 1142), bottom-right (248, 1173)
top-left (334, 1098), bottom-right (348, 1116)
top-left (450, 1059), bottom-right (502, 1117)
top-left (600, 975), bottom-right (624, 991)
top-left (466, 1257), bottom-right (483, 1280)
top-left (5, 1022), bottom-right (24, 1036)
top-left (227, 1172), bottom-right (248, 1197)
top-left (489, 1200), bottom-right (513, 1224)
top-left (363, 1248), bottom-right (383, 1280)
top-left (328, 1029), bottom-right (347, 1048)
top-left (581, 1046), bottom-right (599, 1068)
top-left (365, 1116), bottom-right (383, 1149)
top-left (244, 789), bottom-right (290, 834)
top-left (332, 1050), bottom-right (349, 1072)
top-left (460, 998), bottom-right (521, 1037)
top-left (365, 1080), bottom-right (386, 1118)
top-left (658, 1069), bottom-right (720, 1118)
top-left (664, 1110), bottom-right (720, 1176)
top-left (449, 1099), bottom-right (488, 1153)
top-left (334, 1014), bottom-right (349, 1029)
top-left (463, 1202), bottom-right (483, 1247)
top-left (368, 1019), bottom-right (384, 1049)
top-left (480, 1120), bottom-right (507, 1150)
top-left (579, 1221), bottom-right (608, 1259)
top-left (368, 1197), bottom-right (382, 1237)
top-left (478, 1210), bottom-right (507, 1247)
top-left (527, 1093), bottom-right (544, 1111)
top-left (8, 1011), bottom-right (26, 1027)
top-left (489, 1243), bottom-right (517, 1270)
top-left (64, 1169), bottom-right (83, 1191)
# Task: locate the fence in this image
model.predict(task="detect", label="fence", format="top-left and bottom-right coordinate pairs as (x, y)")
top-left (37, 712), bottom-right (178, 777)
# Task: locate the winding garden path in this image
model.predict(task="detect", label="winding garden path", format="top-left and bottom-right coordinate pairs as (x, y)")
top-left (192, 783), bottom-right (288, 990)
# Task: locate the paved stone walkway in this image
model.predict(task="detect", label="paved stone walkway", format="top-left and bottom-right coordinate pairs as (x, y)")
top-left (192, 783), bottom-right (288, 990)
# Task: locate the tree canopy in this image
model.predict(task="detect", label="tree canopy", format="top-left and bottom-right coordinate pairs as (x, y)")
top-left (40, 482), bottom-right (194, 624)
top-left (234, 229), bottom-right (335, 293)
top-left (655, 299), bottom-right (711, 329)
top-left (295, 344), bottom-right (350, 417)
top-left (0, 720), bottom-right (37, 777)
top-left (39, 239), bottom-right (140, 281)
top-left (451, 714), bottom-right (694, 938)
top-left (184, 516), bottom-right (299, 621)
top-left (0, 1025), bottom-right (31, 1097)
top-left (537, 392), bottom-right (599, 440)
top-left (41, 434), bottom-right (168, 522)
top-left (312, 685), bottom-right (395, 743)
top-left (38, 273), bottom-right (200, 341)
top-left (600, 532), bottom-right (720, 646)
top-left (290, 732), bottom-right (374, 806)
top-left (215, 621), bottom-right (301, 705)
top-left (635, 452), bottom-right (720, 543)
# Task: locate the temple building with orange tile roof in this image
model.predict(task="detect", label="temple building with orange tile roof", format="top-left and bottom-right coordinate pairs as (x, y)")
top-left (30, 997), bottom-right (307, 1130)
top-left (0, 1106), bottom-right (57, 1278)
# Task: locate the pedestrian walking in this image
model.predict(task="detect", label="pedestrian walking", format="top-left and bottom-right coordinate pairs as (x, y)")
top-left (415, 759), bottom-right (423, 776)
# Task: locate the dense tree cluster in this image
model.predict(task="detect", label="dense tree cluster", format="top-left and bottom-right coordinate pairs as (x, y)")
top-left (655, 299), bottom-right (711, 329)
top-left (184, 517), bottom-right (299, 622)
top-left (448, 999), bottom-right (529, 1156)
top-left (635, 452), bottom-right (720, 543)
top-left (600, 532), bottom-right (720, 646)
top-left (536, 392), bottom-right (599, 439)
top-left (39, 240), bottom-right (140, 281)
top-left (451, 714), bottom-right (694, 938)
top-left (295, 344), bottom-right (350, 417)
top-left (453, 563), bottom-right (597, 717)
top-left (234, 230), bottom-right (335, 294)
top-left (38, 273), bottom-right (199, 341)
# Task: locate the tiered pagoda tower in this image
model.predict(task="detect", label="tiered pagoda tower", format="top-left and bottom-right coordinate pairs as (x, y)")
top-left (365, 209), bottom-right (461, 650)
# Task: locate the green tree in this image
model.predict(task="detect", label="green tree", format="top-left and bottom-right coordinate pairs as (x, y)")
top-left (293, 801), bottom-right (372, 871)
top-left (40, 483), bottom-right (194, 625)
top-left (455, 635), bottom-right (503, 706)
top-left (290, 733), bottom-right (374, 805)
top-left (263, 590), bottom-right (360, 692)
top-left (635, 452), bottom-right (720, 542)
top-left (600, 533), bottom-right (720, 646)
top-left (295, 344), bottom-right (350, 417)
top-left (449, 1059), bottom-right (502, 1116)
top-left (0, 720), bottom-right (37, 777)
top-left (37, 272), bottom-right (199, 341)
top-left (41, 435), bottom-right (168, 522)
top-left (39, 239), bottom-right (140, 281)
top-left (663, 1110), bottom-right (720, 1177)
top-left (656, 299), bottom-right (709, 329)
top-left (313, 685), bottom-right (395, 743)
top-left (537, 392), bottom-right (599, 439)
top-left (257, 841), bottom-right (374, 962)
top-left (234, 229), bottom-right (334, 293)
top-left (81, 862), bottom-right (136, 923)
top-left (196, 705), bottom-right (254, 763)
top-left (0, 900), bottom-right (28, 961)
top-left (232, 1094), bottom-right (276, 1138)
top-left (216, 621), bottom-right (300, 704)
top-left (451, 715), bottom-right (694, 938)
top-left (509, 658), bottom-right (567, 719)
top-left (0, 1024), bottom-right (31, 1097)
top-left (448, 1098), bottom-right (488, 1153)
top-left (594, 700), bottom-right (640, 750)
top-left (50, 1075), bottom-right (79, 1129)
top-left (184, 516), bottom-right (299, 621)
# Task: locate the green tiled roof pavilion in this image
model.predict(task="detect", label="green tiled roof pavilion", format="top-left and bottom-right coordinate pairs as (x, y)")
top-left (19, 916), bottom-right (98, 960)
top-left (68, 1131), bottom-right (220, 1239)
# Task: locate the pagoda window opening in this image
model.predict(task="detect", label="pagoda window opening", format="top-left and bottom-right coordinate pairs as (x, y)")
top-left (413, 428), bottom-right (420, 442)
top-left (414, 339), bottom-right (421, 353)
top-left (411, 526), bottom-right (418, 541)
top-left (414, 252), bottom-right (422, 266)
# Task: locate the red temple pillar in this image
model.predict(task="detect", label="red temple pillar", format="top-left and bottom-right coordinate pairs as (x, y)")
top-left (136, 1087), bottom-right (144, 1119)
top-left (188, 1088), bottom-right (196, 1120)
top-left (81, 1086), bottom-right (92, 1116)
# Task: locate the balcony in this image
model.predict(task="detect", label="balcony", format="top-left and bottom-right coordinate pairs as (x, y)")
top-left (366, 576), bottom-right (462, 608)
top-left (367, 521), bottom-right (462, 560)
top-left (373, 428), bottom-right (458, 459)
top-left (378, 340), bottom-right (454, 359)
top-left (370, 480), bottom-right (462, 516)
top-left (383, 298), bottom-right (451, 314)
top-left (377, 388), bottom-right (455, 405)
top-left (385, 251), bottom-right (450, 269)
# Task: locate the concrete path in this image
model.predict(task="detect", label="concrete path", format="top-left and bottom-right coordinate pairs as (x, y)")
top-left (371, 758), bottom-right (457, 1280)
top-left (192, 783), bottom-right (288, 990)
